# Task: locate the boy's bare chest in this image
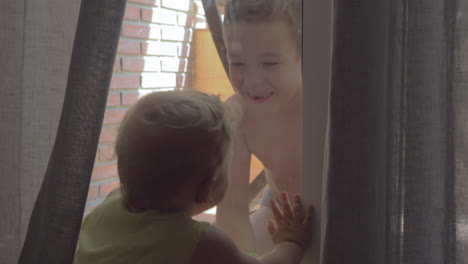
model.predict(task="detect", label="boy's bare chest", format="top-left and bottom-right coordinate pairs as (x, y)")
top-left (243, 116), bottom-right (302, 173)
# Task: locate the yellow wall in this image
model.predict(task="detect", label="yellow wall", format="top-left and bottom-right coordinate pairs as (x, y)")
top-left (193, 29), bottom-right (263, 183)
top-left (193, 29), bottom-right (233, 101)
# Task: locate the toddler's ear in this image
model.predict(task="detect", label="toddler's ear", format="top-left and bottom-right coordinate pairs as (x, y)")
top-left (195, 176), bottom-right (217, 204)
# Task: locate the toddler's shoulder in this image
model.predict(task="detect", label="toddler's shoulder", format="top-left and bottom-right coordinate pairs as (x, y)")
top-left (190, 225), bottom-right (259, 264)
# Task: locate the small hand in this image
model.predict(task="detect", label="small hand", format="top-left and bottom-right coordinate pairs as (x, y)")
top-left (267, 192), bottom-right (313, 250)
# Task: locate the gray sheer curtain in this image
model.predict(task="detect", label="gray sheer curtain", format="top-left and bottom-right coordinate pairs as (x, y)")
top-left (8, 1), bottom-right (126, 263)
top-left (323, 0), bottom-right (467, 263)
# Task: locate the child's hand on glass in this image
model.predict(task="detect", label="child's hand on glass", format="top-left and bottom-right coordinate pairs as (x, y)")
top-left (267, 192), bottom-right (313, 251)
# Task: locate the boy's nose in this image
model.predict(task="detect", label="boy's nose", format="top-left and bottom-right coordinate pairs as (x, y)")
top-left (243, 68), bottom-right (264, 90)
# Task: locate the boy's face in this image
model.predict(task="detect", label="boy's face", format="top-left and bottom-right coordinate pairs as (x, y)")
top-left (223, 20), bottom-right (302, 109)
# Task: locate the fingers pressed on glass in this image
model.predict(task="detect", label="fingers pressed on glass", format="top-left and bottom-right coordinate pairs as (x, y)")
top-left (293, 194), bottom-right (305, 224)
top-left (267, 219), bottom-right (277, 236)
top-left (281, 192), bottom-right (294, 221)
top-left (270, 198), bottom-right (283, 224)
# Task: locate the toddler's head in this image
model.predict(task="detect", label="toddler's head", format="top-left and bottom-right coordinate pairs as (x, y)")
top-left (115, 90), bottom-right (232, 212)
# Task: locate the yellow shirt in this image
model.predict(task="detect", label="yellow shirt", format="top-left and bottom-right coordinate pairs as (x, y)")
top-left (74, 191), bottom-right (209, 264)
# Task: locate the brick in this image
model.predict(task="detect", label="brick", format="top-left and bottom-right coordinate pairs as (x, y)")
top-left (178, 44), bottom-right (192, 57)
top-left (141, 73), bottom-right (177, 88)
top-left (121, 24), bottom-right (160, 40)
top-left (194, 16), bottom-right (207, 29)
top-left (99, 179), bottom-right (121, 198)
top-left (99, 126), bottom-right (118, 142)
top-left (122, 58), bottom-right (145, 72)
top-left (106, 92), bottom-right (121, 107)
top-left (177, 74), bottom-right (192, 88)
top-left (92, 163), bottom-right (118, 180)
top-left (128, 0), bottom-right (159, 6)
top-left (142, 8), bottom-right (177, 25)
top-left (185, 75), bottom-right (193, 87)
top-left (110, 75), bottom-right (140, 89)
top-left (142, 57), bottom-right (161, 72)
top-left (161, 25), bottom-right (192, 42)
top-left (117, 40), bottom-right (140, 55)
top-left (195, 1), bottom-right (205, 15)
top-left (103, 109), bottom-right (127, 124)
top-left (98, 145), bottom-right (116, 161)
top-left (113, 58), bottom-right (121, 72)
top-left (161, 58), bottom-right (189, 72)
top-left (87, 184), bottom-right (99, 201)
top-left (162, 0), bottom-right (193, 11)
top-left (142, 41), bottom-right (178, 56)
top-left (122, 57), bottom-right (160, 72)
top-left (124, 6), bottom-right (140, 21)
top-left (94, 147), bottom-right (100, 162)
top-left (122, 91), bottom-right (141, 105)
top-left (177, 12), bottom-right (196, 27)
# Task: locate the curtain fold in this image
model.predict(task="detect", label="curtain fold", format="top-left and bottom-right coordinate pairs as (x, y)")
top-left (17, 1), bottom-right (126, 263)
top-left (323, 0), bottom-right (466, 263)
top-left (0, 1), bottom-right (25, 262)
top-left (323, 1), bottom-right (390, 262)
top-left (452, 1), bottom-right (468, 261)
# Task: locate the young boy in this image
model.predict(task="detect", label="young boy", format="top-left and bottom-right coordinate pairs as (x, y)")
top-left (216, 0), bottom-right (304, 254)
top-left (73, 90), bottom-right (313, 264)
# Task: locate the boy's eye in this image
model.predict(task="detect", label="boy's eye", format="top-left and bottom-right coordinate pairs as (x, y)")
top-left (264, 62), bottom-right (279, 66)
top-left (229, 62), bottom-right (244, 67)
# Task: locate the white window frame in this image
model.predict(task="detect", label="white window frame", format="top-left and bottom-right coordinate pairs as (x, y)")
top-left (302, 1), bottom-right (333, 263)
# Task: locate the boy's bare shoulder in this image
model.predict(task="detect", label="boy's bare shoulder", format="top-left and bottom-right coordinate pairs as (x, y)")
top-left (225, 93), bottom-right (242, 104)
top-left (224, 94), bottom-right (244, 116)
top-left (224, 94), bottom-right (245, 130)
top-left (189, 225), bottom-right (260, 264)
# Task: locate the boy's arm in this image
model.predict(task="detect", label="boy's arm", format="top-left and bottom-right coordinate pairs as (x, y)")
top-left (189, 226), bottom-right (304, 264)
top-left (215, 125), bottom-right (256, 253)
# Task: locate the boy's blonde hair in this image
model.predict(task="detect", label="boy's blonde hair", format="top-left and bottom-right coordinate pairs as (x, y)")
top-left (223, 0), bottom-right (302, 49)
top-left (115, 90), bottom-right (232, 211)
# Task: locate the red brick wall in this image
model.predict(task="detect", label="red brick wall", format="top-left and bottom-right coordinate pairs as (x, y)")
top-left (85, 0), bottom-right (200, 215)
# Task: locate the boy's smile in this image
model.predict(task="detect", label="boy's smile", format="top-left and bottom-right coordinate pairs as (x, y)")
top-left (251, 92), bottom-right (274, 104)
top-left (223, 20), bottom-right (302, 109)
